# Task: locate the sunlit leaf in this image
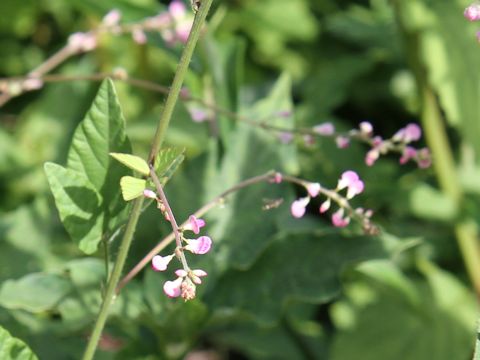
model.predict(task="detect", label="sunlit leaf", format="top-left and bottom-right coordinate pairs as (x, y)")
top-left (110, 152), bottom-right (150, 176)
top-left (0, 325), bottom-right (38, 360)
top-left (120, 176), bottom-right (147, 201)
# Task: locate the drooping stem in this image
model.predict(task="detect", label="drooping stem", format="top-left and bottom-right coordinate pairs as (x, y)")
top-left (149, 166), bottom-right (189, 270)
top-left (81, 2), bottom-right (214, 359)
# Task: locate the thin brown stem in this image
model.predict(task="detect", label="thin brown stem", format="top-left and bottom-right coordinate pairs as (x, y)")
top-left (149, 166), bottom-right (189, 270)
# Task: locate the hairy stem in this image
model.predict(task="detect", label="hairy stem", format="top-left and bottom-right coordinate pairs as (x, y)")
top-left (81, 1), bottom-right (214, 359)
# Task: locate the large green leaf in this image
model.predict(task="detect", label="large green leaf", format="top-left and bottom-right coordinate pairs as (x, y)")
top-left (45, 79), bottom-right (132, 253)
top-left (399, 0), bottom-right (480, 159)
top-left (0, 273), bottom-right (72, 313)
top-left (0, 326), bottom-right (38, 360)
top-left (330, 261), bottom-right (477, 360)
top-left (207, 233), bottom-right (387, 324)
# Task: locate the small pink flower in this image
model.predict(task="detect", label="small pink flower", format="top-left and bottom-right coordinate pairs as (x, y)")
top-left (269, 172), bottom-right (283, 184)
top-left (291, 197), bottom-right (310, 218)
top-left (417, 148), bottom-right (432, 168)
top-left (132, 28), bottom-right (147, 44)
top-left (102, 9), bottom-right (122, 27)
top-left (319, 199), bottom-right (331, 213)
top-left (372, 136), bottom-right (383, 147)
top-left (337, 171), bottom-right (364, 199)
top-left (68, 32), bottom-right (97, 52)
top-left (393, 123), bottom-right (422, 143)
top-left (189, 107), bottom-right (208, 122)
top-left (313, 122), bottom-right (335, 136)
top-left (152, 254), bottom-right (174, 271)
top-left (336, 136), bottom-right (350, 149)
top-left (465, 4), bottom-right (480, 21)
top-left (190, 269), bottom-right (208, 284)
top-left (331, 208), bottom-right (350, 227)
top-left (169, 0), bottom-right (186, 20)
top-left (365, 149), bottom-right (379, 166)
top-left (183, 215), bottom-right (206, 234)
top-left (185, 236), bottom-right (212, 254)
top-left (143, 189), bottom-right (157, 199)
top-left (278, 132), bottom-right (294, 144)
top-left (163, 277), bottom-right (183, 298)
top-left (306, 182), bottom-right (321, 197)
top-left (399, 146), bottom-right (417, 165)
top-left (359, 121), bottom-right (373, 135)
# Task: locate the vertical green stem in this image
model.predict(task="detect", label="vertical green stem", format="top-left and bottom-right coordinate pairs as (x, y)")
top-left (148, 0), bottom-right (214, 164)
top-left (422, 87), bottom-right (480, 296)
top-left (82, 1), bottom-right (214, 359)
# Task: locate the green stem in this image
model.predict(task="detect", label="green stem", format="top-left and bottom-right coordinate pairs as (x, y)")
top-left (82, 197), bottom-right (144, 360)
top-left (82, 1), bottom-right (214, 359)
top-left (148, 0), bottom-right (214, 165)
top-left (422, 87), bottom-right (480, 296)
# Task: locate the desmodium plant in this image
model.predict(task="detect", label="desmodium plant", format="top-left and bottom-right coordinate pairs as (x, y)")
top-left (1, 1), bottom-right (480, 359)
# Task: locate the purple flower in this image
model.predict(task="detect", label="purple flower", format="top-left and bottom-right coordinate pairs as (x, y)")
top-left (399, 146), bottom-right (417, 165)
top-left (183, 215), bottom-right (206, 235)
top-left (337, 171), bottom-right (364, 199)
top-left (163, 277), bottom-right (183, 298)
top-left (185, 236), bottom-right (212, 254)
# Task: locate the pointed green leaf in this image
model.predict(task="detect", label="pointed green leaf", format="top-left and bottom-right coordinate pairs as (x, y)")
top-left (120, 176), bottom-right (147, 201)
top-left (44, 162), bottom-right (104, 254)
top-left (45, 79), bottom-right (132, 253)
top-left (110, 152), bottom-right (150, 176)
top-left (0, 273), bottom-right (72, 313)
top-left (155, 147), bottom-right (185, 184)
top-left (0, 326), bottom-right (38, 360)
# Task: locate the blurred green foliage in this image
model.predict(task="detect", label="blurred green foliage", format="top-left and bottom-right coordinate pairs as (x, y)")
top-left (0, 0), bottom-right (479, 359)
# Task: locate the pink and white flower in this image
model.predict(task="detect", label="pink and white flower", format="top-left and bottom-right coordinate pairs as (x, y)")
top-left (185, 236), bottom-right (212, 254)
top-left (152, 254), bottom-right (174, 271)
top-left (290, 197), bottom-right (310, 218)
top-left (331, 208), bottom-right (350, 227)
top-left (183, 215), bottom-right (206, 235)
top-left (337, 171), bottom-right (364, 199)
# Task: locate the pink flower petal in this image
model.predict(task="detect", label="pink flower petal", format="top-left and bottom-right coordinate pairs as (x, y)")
top-left (313, 122), bottom-right (335, 136)
top-left (332, 209), bottom-right (350, 227)
top-left (290, 197), bottom-right (309, 218)
top-left (185, 236), bottom-right (212, 254)
top-left (163, 277), bottom-right (182, 298)
top-left (359, 121), bottom-right (373, 135)
top-left (337, 171), bottom-right (360, 190)
top-left (143, 189), bottom-right (157, 199)
top-left (319, 199), bottom-right (331, 214)
top-left (169, 0), bottom-right (186, 20)
top-left (335, 136), bottom-right (350, 149)
top-left (175, 269), bottom-right (188, 277)
top-left (152, 255), bottom-right (174, 271)
top-left (184, 215), bottom-right (206, 234)
top-left (465, 4), bottom-right (480, 21)
top-left (306, 182), bottom-right (321, 197)
top-left (404, 123), bottom-right (422, 142)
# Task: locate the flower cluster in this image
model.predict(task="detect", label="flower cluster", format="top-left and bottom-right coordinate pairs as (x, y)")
top-left (289, 171), bottom-right (376, 234)
top-left (313, 121), bottom-right (431, 168)
top-left (145, 188), bottom-right (211, 300)
top-left (464, 3), bottom-right (480, 41)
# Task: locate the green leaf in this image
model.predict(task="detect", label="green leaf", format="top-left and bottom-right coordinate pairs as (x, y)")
top-left (207, 233), bottom-right (386, 324)
top-left (0, 273), bottom-right (72, 313)
top-left (110, 152), bottom-right (149, 176)
top-left (154, 147), bottom-right (185, 184)
top-left (120, 176), bottom-right (147, 201)
top-left (409, 183), bottom-right (458, 221)
top-left (0, 326), bottom-right (38, 360)
top-left (330, 261), bottom-right (477, 360)
top-left (45, 79), bottom-right (132, 253)
top-left (44, 162), bottom-right (104, 254)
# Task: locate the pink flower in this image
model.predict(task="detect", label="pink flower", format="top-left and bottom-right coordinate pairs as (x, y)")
top-left (331, 208), bottom-right (350, 227)
top-left (163, 277), bottom-right (183, 298)
top-left (291, 197), bottom-right (310, 218)
top-left (132, 28), bottom-right (147, 44)
top-left (189, 107), bottom-right (208, 122)
top-left (152, 254), bottom-right (174, 271)
top-left (183, 215), bottom-right (206, 234)
top-left (337, 171), bottom-right (364, 199)
top-left (306, 182), bottom-right (321, 197)
top-left (102, 9), bottom-right (122, 27)
top-left (465, 4), bottom-right (480, 21)
top-left (313, 122), bottom-right (335, 136)
top-left (365, 149), bottom-right (379, 167)
top-left (359, 121), bottom-right (373, 135)
top-left (269, 172), bottom-right (283, 184)
top-left (169, 0), bottom-right (186, 20)
top-left (399, 146), bottom-right (417, 165)
top-left (417, 148), bottom-right (432, 168)
top-left (190, 269), bottom-right (208, 284)
top-left (319, 199), bottom-right (331, 213)
top-left (185, 236), bottom-right (212, 254)
top-left (336, 136), bottom-right (350, 149)
top-left (143, 189), bottom-right (157, 199)
top-left (68, 32), bottom-right (97, 52)
top-left (393, 123), bottom-right (422, 143)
